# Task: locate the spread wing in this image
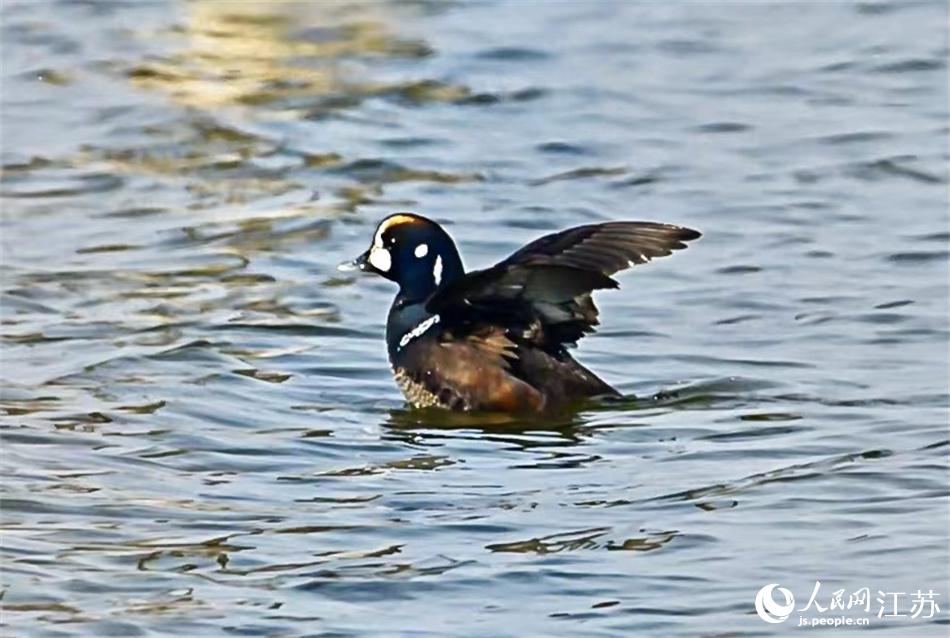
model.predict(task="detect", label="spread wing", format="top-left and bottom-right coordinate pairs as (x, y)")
top-left (426, 221), bottom-right (700, 350)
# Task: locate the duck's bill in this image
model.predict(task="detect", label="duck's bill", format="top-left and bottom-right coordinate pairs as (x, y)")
top-left (337, 250), bottom-right (370, 272)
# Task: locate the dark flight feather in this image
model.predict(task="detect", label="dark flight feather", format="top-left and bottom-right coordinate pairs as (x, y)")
top-left (427, 221), bottom-right (700, 350)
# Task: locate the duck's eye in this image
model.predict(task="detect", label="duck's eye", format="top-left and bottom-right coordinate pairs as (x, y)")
top-left (414, 243), bottom-right (429, 258)
top-left (368, 247), bottom-right (391, 272)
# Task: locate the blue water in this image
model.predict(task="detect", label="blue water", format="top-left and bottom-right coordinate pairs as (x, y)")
top-left (2, 1), bottom-right (948, 636)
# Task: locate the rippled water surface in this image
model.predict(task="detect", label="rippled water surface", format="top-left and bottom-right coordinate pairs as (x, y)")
top-left (2, 1), bottom-right (948, 636)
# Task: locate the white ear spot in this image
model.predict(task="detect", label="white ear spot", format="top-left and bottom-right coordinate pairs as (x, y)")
top-left (414, 243), bottom-right (428, 258)
top-left (369, 247), bottom-right (391, 272)
top-left (433, 255), bottom-right (443, 286)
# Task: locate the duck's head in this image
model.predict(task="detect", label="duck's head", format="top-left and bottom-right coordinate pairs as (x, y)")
top-left (342, 213), bottom-right (465, 301)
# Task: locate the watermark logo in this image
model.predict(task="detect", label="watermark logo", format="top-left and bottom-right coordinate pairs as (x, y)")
top-left (754, 580), bottom-right (941, 628)
top-left (755, 583), bottom-right (796, 623)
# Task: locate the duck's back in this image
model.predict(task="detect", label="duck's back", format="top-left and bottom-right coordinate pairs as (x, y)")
top-left (389, 321), bottom-right (618, 412)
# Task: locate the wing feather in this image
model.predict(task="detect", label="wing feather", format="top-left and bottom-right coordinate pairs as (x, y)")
top-left (427, 221), bottom-right (699, 350)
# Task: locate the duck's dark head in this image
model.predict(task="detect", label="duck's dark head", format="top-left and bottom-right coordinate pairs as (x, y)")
top-left (343, 213), bottom-right (465, 302)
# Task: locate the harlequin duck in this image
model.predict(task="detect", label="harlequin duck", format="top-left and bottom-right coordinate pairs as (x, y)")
top-left (342, 213), bottom-right (700, 412)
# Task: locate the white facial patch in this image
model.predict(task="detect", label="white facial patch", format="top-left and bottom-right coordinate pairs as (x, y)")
top-left (368, 222), bottom-right (392, 272)
top-left (368, 247), bottom-right (391, 272)
top-left (398, 314), bottom-right (440, 350)
top-left (433, 255), bottom-right (443, 286)
top-left (414, 243), bottom-right (428, 258)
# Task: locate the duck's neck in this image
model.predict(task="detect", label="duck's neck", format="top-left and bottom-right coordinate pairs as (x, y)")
top-left (395, 248), bottom-right (465, 305)
top-left (386, 249), bottom-right (464, 360)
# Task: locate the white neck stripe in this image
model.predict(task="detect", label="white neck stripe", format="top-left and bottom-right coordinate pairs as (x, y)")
top-left (398, 314), bottom-right (440, 349)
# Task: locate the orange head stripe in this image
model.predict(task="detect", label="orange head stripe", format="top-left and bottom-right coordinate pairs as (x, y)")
top-left (380, 214), bottom-right (419, 234)
top-left (374, 214), bottom-right (420, 247)
top-left (373, 214), bottom-right (419, 248)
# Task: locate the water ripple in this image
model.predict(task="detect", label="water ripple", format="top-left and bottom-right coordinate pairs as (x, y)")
top-left (2, 0), bottom-right (947, 636)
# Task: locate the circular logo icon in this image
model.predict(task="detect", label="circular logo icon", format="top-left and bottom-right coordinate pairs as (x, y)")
top-left (755, 584), bottom-right (795, 623)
